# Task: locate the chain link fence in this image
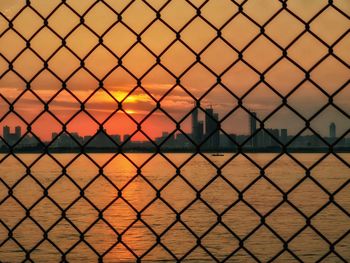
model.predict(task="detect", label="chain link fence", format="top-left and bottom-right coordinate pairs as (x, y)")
top-left (1, 0), bottom-right (349, 262)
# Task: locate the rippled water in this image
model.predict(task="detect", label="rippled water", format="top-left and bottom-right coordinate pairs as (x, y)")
top-left (0, 153), bottom-right (349, 262)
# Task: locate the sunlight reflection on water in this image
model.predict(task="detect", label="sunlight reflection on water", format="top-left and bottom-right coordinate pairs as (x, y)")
top-left (0, 153), bottom-right (349, 262)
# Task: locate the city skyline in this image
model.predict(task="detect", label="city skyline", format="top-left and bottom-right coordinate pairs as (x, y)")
top-left (1, 1), bottom-right (349, 140)
top-left (1, 96), bottom-right (350, 141)
top-left (1, 107), bottom-right (349, 152)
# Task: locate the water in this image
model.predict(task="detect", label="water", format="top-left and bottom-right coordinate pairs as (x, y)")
top-left (0, 153), bottom-right (349, 262)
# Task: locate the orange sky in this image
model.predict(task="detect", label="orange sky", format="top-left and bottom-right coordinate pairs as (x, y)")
top-left (0, 0), bottom-right (349, 140)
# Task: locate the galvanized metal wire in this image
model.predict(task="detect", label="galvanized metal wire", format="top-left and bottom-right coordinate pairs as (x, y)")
top-left (0, 0), bottom-right (349, 262)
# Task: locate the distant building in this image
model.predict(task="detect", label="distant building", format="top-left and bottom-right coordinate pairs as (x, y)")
top-left (3, 126), bottom-right (10, 138)
top-left (155, 132), bottom-right (175, 146)
top-left (205, 107), bottom-right (220, 149)
top-left (256, 128), bottom-right (280, 148)
top-left (213, 113), bottom-right (220, 147)
top-left (52, 132), bottom-right (58, 141)
top-left (87, 131), bottom-right (120, 148)
top-left (198, 121), bottom-right (204, 143)
top-left (175, 133), bottom-right (191, 148)
top-left (205, 108), bottom-right (214, 136)
top-left (87, 129), bottom-right (115, 148)
top-left (191, 106), bottom-right (203, 144)
top-left (15, 126), bottom-right (21, 137)
top-left (250, 112), bottom-right (258, 147)
top-left (281, 129), bottom-right (288, 144)
top-left (220, 133), bottom-right (237, 149)
top-left (330, 122), bottom-right (336, 139)
top-left (123, 134), bottom-right (131, 143)
top-left (111, 135), bottom-right (121, 144)
top-left (3, 125), bottom-right (21, 146)
top-left (236, 134), bottom-right (249, 144)
top-left (292, 134), bottom-right (323, 147)
top-left (19, 135), bottom-right (37, 147)
top-left (52, 132), bottom-right (83, 148)
top-left (269, 129), bottom-right (280, 147)
top-left (192, 106), bottom-right (198, 139)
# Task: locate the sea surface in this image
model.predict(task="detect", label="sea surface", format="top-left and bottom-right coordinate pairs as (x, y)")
top-left (0, 153), bottom-right (349, 262)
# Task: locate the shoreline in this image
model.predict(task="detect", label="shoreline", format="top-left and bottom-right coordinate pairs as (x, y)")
top-left (1, 147), bottom-right (350, 154)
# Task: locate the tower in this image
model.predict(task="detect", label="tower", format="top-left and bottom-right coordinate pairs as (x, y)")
top-left (205, 107), bottom-right (220, 149)
top-left (192, 105), bottom-right (199, 143)
top-left (15, 126), bottom-right (21, 138)
top-left (213, 113), bottom-right (220, 147)
top-left (281, 129), bottom-right (288, 144)
top-left (198, 121), bottom-right (204, 142)
top-left (192, 105), bottom-right (198, 133)
top-left (330, 122), bottom-right (336, 139)
top-left (3, 126), bottom-right (10, 140)
top-left (205, 107), bottom-right (215, 136)
top-left (250, 112), bottom-right (258, 148)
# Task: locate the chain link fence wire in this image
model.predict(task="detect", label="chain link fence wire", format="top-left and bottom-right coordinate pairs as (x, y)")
top-left (0, 0), bottom-right (350, 262)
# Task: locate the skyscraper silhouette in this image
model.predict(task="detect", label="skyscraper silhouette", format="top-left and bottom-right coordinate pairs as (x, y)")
top-left (3, 126), bottom-right (10, 139)
top-left (281, 129), bottom-right (288, 144)
top-left (191, 106), bottom-right (201, 144)
top-left (2, 126), bottom-right (21, 146)
top-left (15, 126), bottom-right (21, 138)
top-left (250, 112), bottom-right (258, 148)
top-left (205, 107), bottom-right (220, 149)
top-left (329, 122), bottom-right (336, 139)
top-left (192, 105), bottom-right (198, 132)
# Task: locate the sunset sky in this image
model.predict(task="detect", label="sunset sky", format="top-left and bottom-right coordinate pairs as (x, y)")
top-left (0, 0), bottom-right (349, 140)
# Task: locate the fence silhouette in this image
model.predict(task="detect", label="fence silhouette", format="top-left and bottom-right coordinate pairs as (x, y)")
top-left (0, 0), bottom-right (349, 262)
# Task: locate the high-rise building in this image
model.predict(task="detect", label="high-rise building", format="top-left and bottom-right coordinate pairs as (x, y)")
top-left (3, 125), bottom-right (21, 146)
top-left (192, 106), bottom-right (198, 135)
top-left (281, 129), bottom-right (288, 144)
top-left (191, 106), bottom-right (203, 144)
top-left (15, 126), bottom-right (21, 137)
top-left (3, 126), bottom-right (10, 139)
top-left (250, 112), bottom-right (258, 147)
top-left (270, 129), bottom-right (280, 147)
top-left (213, 113), bottom-right (220, 147)
top-left (198, 121), bottom-right (204, 142)
top-left (205, 108), bottom-right (214, 135)
top-left (330, 122), bottom-right (336, 139)
top-left (205, 107), bottom-right (220, 149)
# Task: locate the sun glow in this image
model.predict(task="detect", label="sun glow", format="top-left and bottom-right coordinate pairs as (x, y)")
top-left (111, 91), bottom-right (137, 103)
top-left (125, 109), bottom-right (136, 114)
